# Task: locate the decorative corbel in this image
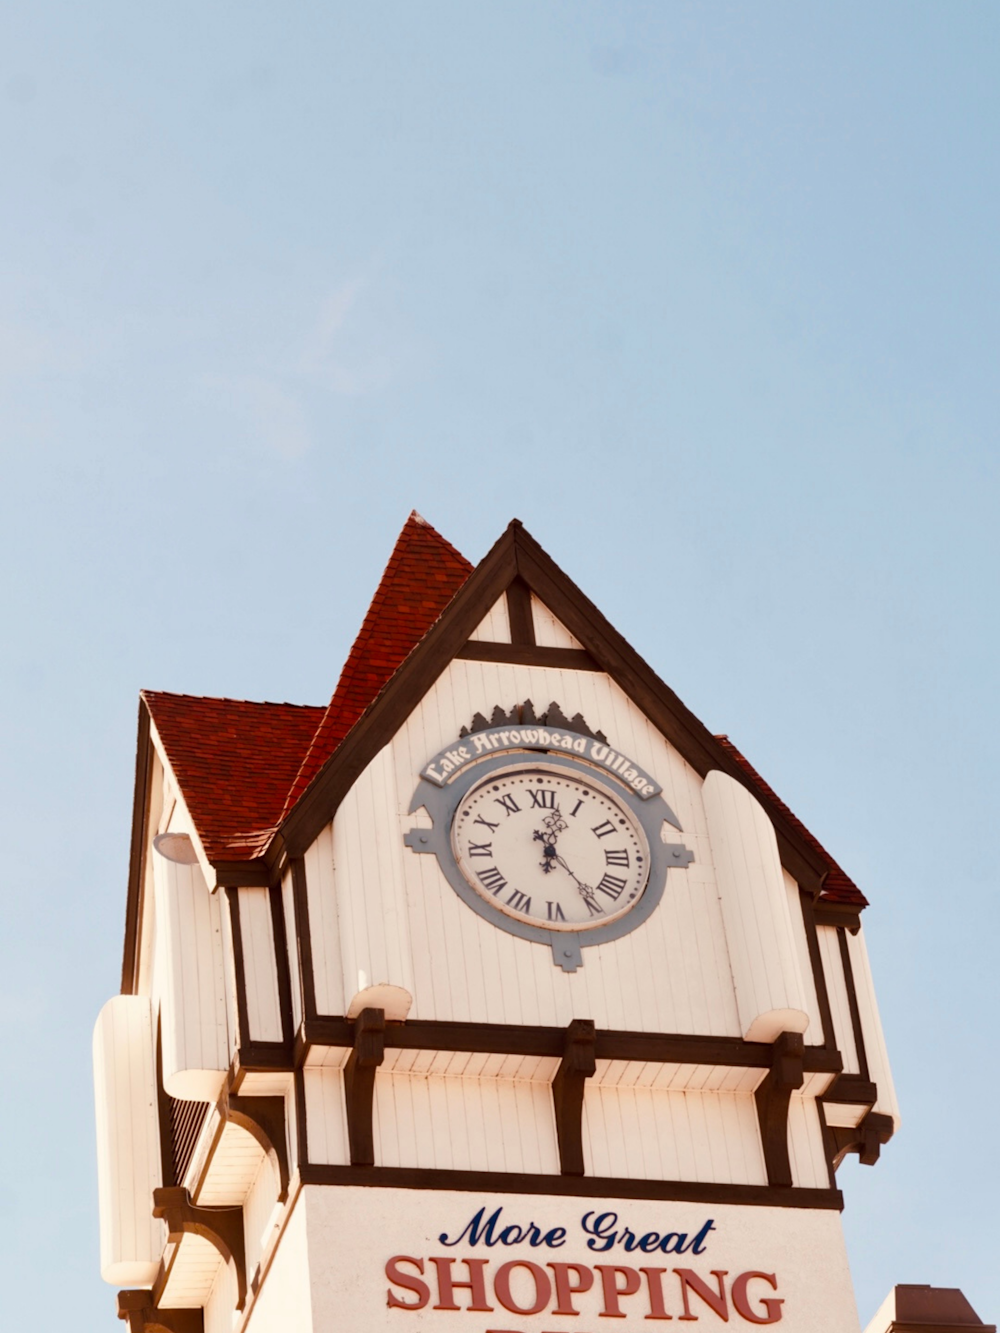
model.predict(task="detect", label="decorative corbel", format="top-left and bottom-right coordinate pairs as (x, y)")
top-left (344, 1007), bottom-right (385, 1166)
top-left (552, 1019), bottom-right (596, 1176)
top-left (220, 1087), bottom-right (290, 1202)
top-left (754, 1030), bottom-right (805, 1187)
top-left (152, 1187), bottom-right (247, 1310)
top-left (828, 1110), bottom-right (894, 1170)
top-left (117, 1290), bottom-right (204, 1333)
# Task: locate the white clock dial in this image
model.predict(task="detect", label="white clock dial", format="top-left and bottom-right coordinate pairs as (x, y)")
top-left (451, 766), bottom-right (650, 931)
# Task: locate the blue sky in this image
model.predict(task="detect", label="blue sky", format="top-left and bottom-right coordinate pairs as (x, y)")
top-left (1, 3), bottom-right (997, 1327)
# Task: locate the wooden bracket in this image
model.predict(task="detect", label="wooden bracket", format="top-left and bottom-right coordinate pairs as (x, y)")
top-left (754, 1031), bottom-right (805, 1188)
top-left (828, 1110), bottom-right (894, 1170)
top-left (552, 1019), bottom-right (596, 1176)
top-left (344, 1007), bottom-right (385, 1166)
top-left (221, 1089), bottom-right (290, 1202)
top-left (117, 1291), bottom-right (203, 1333)
top-left (152, 1186), bottom-right (247, 1310)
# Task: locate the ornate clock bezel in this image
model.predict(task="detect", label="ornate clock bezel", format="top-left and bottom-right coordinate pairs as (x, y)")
top-left (404, 725), bottom-right (693, 972)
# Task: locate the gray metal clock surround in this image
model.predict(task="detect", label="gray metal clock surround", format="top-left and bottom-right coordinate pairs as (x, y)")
top-left (404, 735), bottom-right (694, 972)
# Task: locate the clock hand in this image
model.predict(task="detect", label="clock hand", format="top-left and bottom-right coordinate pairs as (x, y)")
top-left (534, 809), bottom-right (568, 874)
top-left (548, 850), bottom-right (604, 917)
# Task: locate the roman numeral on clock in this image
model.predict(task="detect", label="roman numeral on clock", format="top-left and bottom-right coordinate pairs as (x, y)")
top-left (505, 888), bottom-right (532, 914)
top-left (591, 819), bottom-right (617, 838)
top-left (473, 814), bottom-right (499, 833)
top-left (528, 789), bottom-right (556, 809)
top-left (605, 848), bottom-right (630, 867)
top-left (546, 901), bottom-right (567, 922)
top-left (468, 842), bottom-right (492, 858)
top-left (494, 794), bottom-right (521, 816)
top-left (595, 873), bottom-right (627, 900)
top-left (476, 866), bottom-right (507, 896)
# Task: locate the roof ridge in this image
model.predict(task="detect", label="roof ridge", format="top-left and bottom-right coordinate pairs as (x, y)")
top-left (142, 689), bottom-right (323, 711)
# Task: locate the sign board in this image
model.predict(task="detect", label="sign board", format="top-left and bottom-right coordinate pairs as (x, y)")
top-left (303, 1187), bottom-right (861, 1332)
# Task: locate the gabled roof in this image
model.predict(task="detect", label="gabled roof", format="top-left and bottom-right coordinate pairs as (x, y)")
top-left (143, 693), bottom-right (326, 860)
top-left (134, 512), bottom-right (866, 916)
top-left (281, 511), bottom-right (472, 818)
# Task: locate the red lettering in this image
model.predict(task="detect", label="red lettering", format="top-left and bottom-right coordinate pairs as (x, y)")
top-left (494, 1260), bottom-right (552, 1315)
top-left (731, 1273), bottom-right (783, 1324)
top-left (596, 1265), bottom-right (642, 1318)
top-left (676, 1269), bottom-right (729, 1322)
top-left (428, 1256), bottom-right (493, 1311)
top-left (549, 1262), bottom-right (595, 1314)
top-left (386, 1255), bottom-right (430, 1310)
top-left (640, 1267), bottom-right (673, 1320)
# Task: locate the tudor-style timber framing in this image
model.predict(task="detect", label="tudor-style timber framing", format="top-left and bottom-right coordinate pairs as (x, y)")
top-left (118, 1291), bottom-right (204, 1333)
top-left (754, 1031), bottom-right (805, 1188)
top-left (551, 1019), bottom-right (596, 1176)
top-left (343, 1007), bottom-right (386, 1167)
top-left (152, 1187), bottom-right (248, 1310)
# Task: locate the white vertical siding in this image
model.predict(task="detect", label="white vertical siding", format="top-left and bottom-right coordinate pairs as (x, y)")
top-left (92, 996), bottom-right (164, 1285)
top-left (846, 927), bottom-right (901, 1129)
top-left (303, 1069), bottom-right (350, 1165)
top-left (333, 745), bottom-right (416, 1013)
top-left (203, 1255), bottom-right (237, 1333)
top-left (244, 1149), bottom-right (281, 1281)
top-left (531, 594), bottom-right (583, 648)
top-left (817, 927), bottom-right (860, 1075)
top-left (238, 888), bottom-right (283, 1043)
top-left (581, 1085), bottom-right (767, 1185)
top-left (282, 869), bottom-right (302, 1032)
top-left (787, 1093), bottom-right (830, 1189)
top-left (372, 1072), bottom-right (560, 1174)
top-left (467, 597), bottom-right (511, 643)
top-left (784, 871), bottom-right (824, 1042)
top-left (303, 824), bottom-right (343, 1015)
top-left (248, 1194), bottom-right (314, 1333)
top-left (703, 770), bottom-right (810, 1042)
top-left (153, 849), bottom-right (231, 1100)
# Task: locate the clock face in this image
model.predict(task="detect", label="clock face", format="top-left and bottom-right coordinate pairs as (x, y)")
top-left (451, 765), bottom-right (650, 932)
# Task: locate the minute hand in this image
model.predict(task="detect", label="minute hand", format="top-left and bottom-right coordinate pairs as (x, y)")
top-left (551, 852), bottom-right (603, 917)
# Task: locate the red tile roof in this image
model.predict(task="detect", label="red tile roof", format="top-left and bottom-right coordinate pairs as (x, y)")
top-left (280, 511), bottom-right (473, 817)
top-left (140, 512), bottom-right (865, 908)
top-left (714, 735), bottom-right (868, 908)
top-left (143, 692), bottom-right (326, 860)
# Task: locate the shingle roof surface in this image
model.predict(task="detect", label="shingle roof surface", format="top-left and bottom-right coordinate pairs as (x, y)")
top-left (280, 511), bottom-right (473, 817)
top-left (141, 513), bottom-right (865, 907)
top-left (143, 692), bottom-right (326, 860)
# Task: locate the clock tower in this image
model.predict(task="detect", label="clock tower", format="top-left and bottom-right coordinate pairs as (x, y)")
top-left (95, 513), bottom-right (905, 1332)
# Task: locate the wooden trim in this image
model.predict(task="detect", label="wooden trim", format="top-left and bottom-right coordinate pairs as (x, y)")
top-left (801, 891), bottom-right (837, 1051)
top-left (300, 1016), bottom-right (841, 1073)
top-left (117, 1292), bottom-right (204, 1333)
top-left (294, 1066), bottom-right (309, 1168)
top-left (297, 1162), bottom-right (843, 1210)
top-left (455, 642), bottom-right (601, 670)
top-left (552, 1020), bottom-right (595, 1176)
top-left (343, 1008), bottom-right (385, 1166)
top-left (275, 521), bottom-right (835, 894)
top-left (754, 1032), bottom-right (804, 1189)
top-left (222, 1090), bottom-right (290, 1202)
top-left (214, 862), bottom-right (271, 888)
top-left (814, 902), bottom-right (862, 931)
top-left (838, 927), bottom-right (870, 1081)
top-left (155, 1015), bottom-right (175, 1189)
top-left (122, 702), bottom-right (153, 994)
top-left (289, 857), bottom-right (318, 1022)
top-left (226, 888), bottom-right (251, 1049)
top-left (505, 576), bottom-right (536, 645)
top-left (152, 1186), bottom-right (247, 1309)
top-left (268, 884), bottom-right (296, 1047)
top-left (824, 1073), bottom-right (878, 1106)
top-left (827, 1110), bottom-right (894, 1170)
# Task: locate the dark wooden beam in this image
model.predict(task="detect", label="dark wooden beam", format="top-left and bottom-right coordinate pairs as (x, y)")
top-left (343, 1007), bottom-right (386, 1166)
top-left (117, 1292), bottom-right (203, 1333)
top-left (754, 1032), bottom-right (805, 1188)
top-left (455, 642), bottom-right (601, 670)
top-left (552, 1019), bottom-right (596, 1176)
top-left (152, 1187), bottom-right (247, 1310)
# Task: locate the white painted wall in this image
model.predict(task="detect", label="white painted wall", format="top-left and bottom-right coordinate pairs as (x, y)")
top-left (702, 769), bottom-right (810, 1043)
top-left (154, 845), bottom-right (231, 1100)
top-left (309, 656), bottom-right (743, 1036)
top-left (238, 888), bottom-right (283, 1043)
top-left (303, 1184), bottom-right (861, 1332)
top-left (817, 926), bottom-right (861, 1075)
top-left (246, 1193), bottom-right (314, 1333)
top-left (846, 927), bottom-right (901, 1129)
top-left (92, 995), bottom-right (164, 1285)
